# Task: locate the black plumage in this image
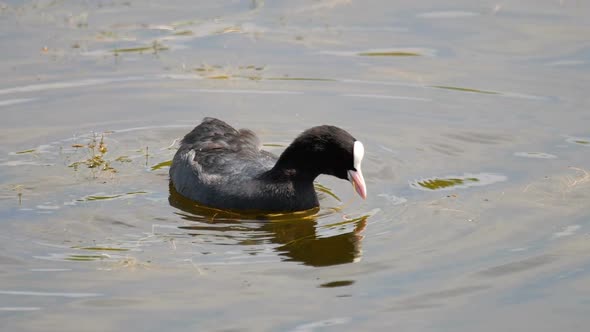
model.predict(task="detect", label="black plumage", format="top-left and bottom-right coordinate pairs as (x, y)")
top-left (169, 117), bottom-right (366, 212)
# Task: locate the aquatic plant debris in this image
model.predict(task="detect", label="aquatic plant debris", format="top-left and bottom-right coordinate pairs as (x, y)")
top-left (319, 280), bottom-right (355, 288)
top-left (150, 160), bottom-right (172, 171)
top-left (208, 75), bottom-right (231, 80)
top-left (431, 85), bottom-right (499, 94)
top-left (173, 30), bottom-right (193, 36)
top-left (193, 64), bottom-right (266, 81)
top-left (65, 254), bottom-right (110, 261)
top-left (418, 177), bottom-right (478, 190)
top-left (566, 136), bottom-right (590, 146)
top-left (115, 156), bottom-right (132, 163)
top-left (320, 47), bottom-right (436, 57)
top-left (410, 173), bottom-right (507, 191)
top-left (69, 134), bottom-right (123, 173)
top-left (14, 149), bottom-right (36, 154)
top-left (112, 41), bottom-right (168, 54)
top-left (191, 64), bottom-right (335, 82)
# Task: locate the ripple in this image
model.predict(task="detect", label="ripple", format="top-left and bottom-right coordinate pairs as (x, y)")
top-left (514, 152), bottom-right (557, 159)
top-left (377, 194), bottom-right (408, 205)
top-left (291, 317), bottom-right (351, 332)
top-left (0, 307), bottom-right (42, 311)
top-left (33, 252), bottom-right (119, 262)
top-left (417, 10), bottom-right (480, 19)
top-left (74, 191), bottom-right (149, 203)
top-left (0, 290), bottom-right (102, 298)
top-left (552, 225), bottom-right (581, 238)
top-left (342, 94), bottom-right (431, 102)
top-left (0, 77), bottom-right (146, 95)
top-left (0, 98), bottom-right (36, 107)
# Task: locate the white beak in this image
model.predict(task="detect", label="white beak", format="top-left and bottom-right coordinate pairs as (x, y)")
top-left (348, 141), bottom-right (367, 199)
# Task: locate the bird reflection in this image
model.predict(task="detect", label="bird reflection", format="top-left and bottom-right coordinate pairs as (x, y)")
top-left (168, 184), bottom-right (366, 267)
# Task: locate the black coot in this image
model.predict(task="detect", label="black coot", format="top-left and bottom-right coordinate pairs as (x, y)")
top-left (169, 117), bottom-right (366, 212)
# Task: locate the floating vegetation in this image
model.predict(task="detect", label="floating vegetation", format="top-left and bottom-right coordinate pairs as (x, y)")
top-left (194, 64), bottom-right (264, 81)
top-left (514, 152), bottom-right (557, 159)
top-left (72, 246), bottom-right (130, 252)
top-left (14, 149), bottom-right (36, 154)
top-left (69, 154), bottom-right (113, 170)
top-left (77, 191), bottom-right (148, 202)
top-left (431, 85), bottom-right (499, 95)
top-left (191, 65), bottom-right (335, 82)
top-left (410, 173), bottom-right (507, 191)
top-left (113, 41), bottom-right (168, 54)
top-left (150, 160), bottom-right (172, 171)
top-left (320, 47), bottom-right (437, 58)
top-left (65, 254), bottom-right (110, 262)
top-left (194, 64), bottom-right (223, 72)
top-left (96, 31), bottom-right (122, 41)
top-left (320, 48), bottom-right (435, 57)
top-left (314, 183), bottom-right (341, 202)
top-left (417, 177), bottom-right (478, 190)
top-left (10, 184), bottom-right (24, 205)
top-left (173, 30), bottom-right (193, 36)
top-left (115, 155), bottom-right (132, 163)
top-left (208, 75), bottom-right (231, 80)
top-left (239, 65), bottom-right (264, 71)
top-left (319, 280), bottom-right (355, 288)
top-left (358, 51), bottom-right (420, 56)
top-left (69, 134), bottom-right (116, 172)
top-left (566, 136), bottom-right (590, 146)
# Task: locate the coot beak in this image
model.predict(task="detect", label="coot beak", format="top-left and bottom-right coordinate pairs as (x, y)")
top-left (348, 169), bottom-right (367, 200)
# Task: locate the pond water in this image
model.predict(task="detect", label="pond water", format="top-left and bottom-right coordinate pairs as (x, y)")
top-left (1, 1), bottom-right (589, 331)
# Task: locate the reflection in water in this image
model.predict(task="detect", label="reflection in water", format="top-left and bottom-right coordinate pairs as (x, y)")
top-left (168, 185), bottom-right (366, 267)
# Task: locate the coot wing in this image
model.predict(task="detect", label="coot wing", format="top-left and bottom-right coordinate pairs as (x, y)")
top-left (178, 118), bottom-right (274, 179)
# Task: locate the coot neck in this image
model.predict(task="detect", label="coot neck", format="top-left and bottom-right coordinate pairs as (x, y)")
top-left (267, 145), bottom-right (322, 182)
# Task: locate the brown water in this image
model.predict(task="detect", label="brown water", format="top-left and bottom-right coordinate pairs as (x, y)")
top-left (1, 1), bottom-right (590, 331)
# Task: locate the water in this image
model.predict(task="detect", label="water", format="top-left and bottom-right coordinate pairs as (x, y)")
top-left (1, 1), bottom-right (589, 331)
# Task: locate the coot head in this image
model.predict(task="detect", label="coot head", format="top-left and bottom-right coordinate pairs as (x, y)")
top-left (273, 125), bottom-right (367, 199)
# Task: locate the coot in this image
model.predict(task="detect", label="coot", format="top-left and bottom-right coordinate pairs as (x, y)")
top-left (169, 117), bottom-right (366, 212)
